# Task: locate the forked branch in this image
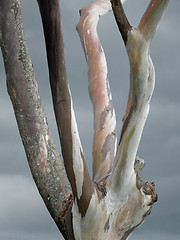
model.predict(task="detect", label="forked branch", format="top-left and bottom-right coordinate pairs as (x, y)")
top-left (109, 0), bottom-right (170, 195)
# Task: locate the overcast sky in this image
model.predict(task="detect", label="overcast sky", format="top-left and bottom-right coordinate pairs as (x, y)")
top-left (0, 0), bottom-right (180, 239)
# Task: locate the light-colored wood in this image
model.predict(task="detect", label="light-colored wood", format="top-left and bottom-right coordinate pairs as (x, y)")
top-left (74, 0), bottom-right (169, 239)
top-left (77, 0), bottom-right (117, 182)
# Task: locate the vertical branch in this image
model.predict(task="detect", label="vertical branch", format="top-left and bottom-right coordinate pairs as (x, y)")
top-left (36, 0), bottom-right (94, 218)
top-left (76, 0), bottom-right (117, 182)
top-left (109, 0), bottom-right (170, 195)
top-left (0, 0), bottom-right (72, 237)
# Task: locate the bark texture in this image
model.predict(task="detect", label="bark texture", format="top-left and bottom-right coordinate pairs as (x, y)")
top-left (0, 0), bottom-right (170, 239)
top-left (76, 0), bottom-right (117, 183)
top-left (0, 0), bottom-right (72, 238)
top-left (75, 0), bottom-right (169, 239)
top-left (36, 0), bottom-right (94, 223)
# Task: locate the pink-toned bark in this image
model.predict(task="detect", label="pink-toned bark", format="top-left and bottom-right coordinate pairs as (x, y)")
top-left (77, 0), bottom-right (117, 182)
top-left (74, 1), bottom-right (169, 239)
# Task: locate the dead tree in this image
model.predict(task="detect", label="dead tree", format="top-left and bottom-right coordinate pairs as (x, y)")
top-left (0, 0), bottom-right (170, 239)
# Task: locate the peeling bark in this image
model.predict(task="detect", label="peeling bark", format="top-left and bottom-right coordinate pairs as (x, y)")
top-left (74, 0), bottom-right (169, 239)
top-left (0, 0), bottom-right (170, 239)
top-left (36, 0), bottom-right (94, 220)
top-left (77, 0), bottom-right (117, 182)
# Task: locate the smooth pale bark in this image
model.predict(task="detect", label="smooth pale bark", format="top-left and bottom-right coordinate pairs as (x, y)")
top-left (75, 0), bottom-right (169, 239)
top-left (76, 0), bottom-right (117, 183)
top-left (109, 0), bottom-right (170, 197)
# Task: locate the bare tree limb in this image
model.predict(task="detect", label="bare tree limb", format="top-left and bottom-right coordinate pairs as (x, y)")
top-left (0, 0), bottom-right (72, 238)
top-left (0, 0), bottom-right (170, 238)
top-left (138, 0), bottom-right (171, 41)
top-left (109, 0), bottom-right (170, 197)
top-left (36, 0), bottom-right (94, 218)
top-left (76, 0), bottom-right (117, 182)
top-left (111, 0), bottom-right (132, 44)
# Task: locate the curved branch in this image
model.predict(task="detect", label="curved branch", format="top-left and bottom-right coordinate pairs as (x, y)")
top-left (0, 0), bottom-right (72, 237)
top-left (109, 0), bottom-right (170, 195)
top-left (76, 0), bottom-right (117, 182)
top-left (36, 0), bottom-right (94, 218)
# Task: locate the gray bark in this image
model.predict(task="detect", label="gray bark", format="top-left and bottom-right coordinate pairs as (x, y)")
top-left (0, 0), bottom-right (73, 238)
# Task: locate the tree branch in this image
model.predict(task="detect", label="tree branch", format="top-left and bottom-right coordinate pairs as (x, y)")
top-left (138, 0), bottom-right (171, 41)
top-left (0, 0), bottom-right (72, 238)
top-left (36, 0), bottom-right (94, 218)
top-left (76, 0), bottom-right (117, 182)
top-left (111, 0), bottom-right (132, 44)
top-left (109, 0), bottom-right (170, 196)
